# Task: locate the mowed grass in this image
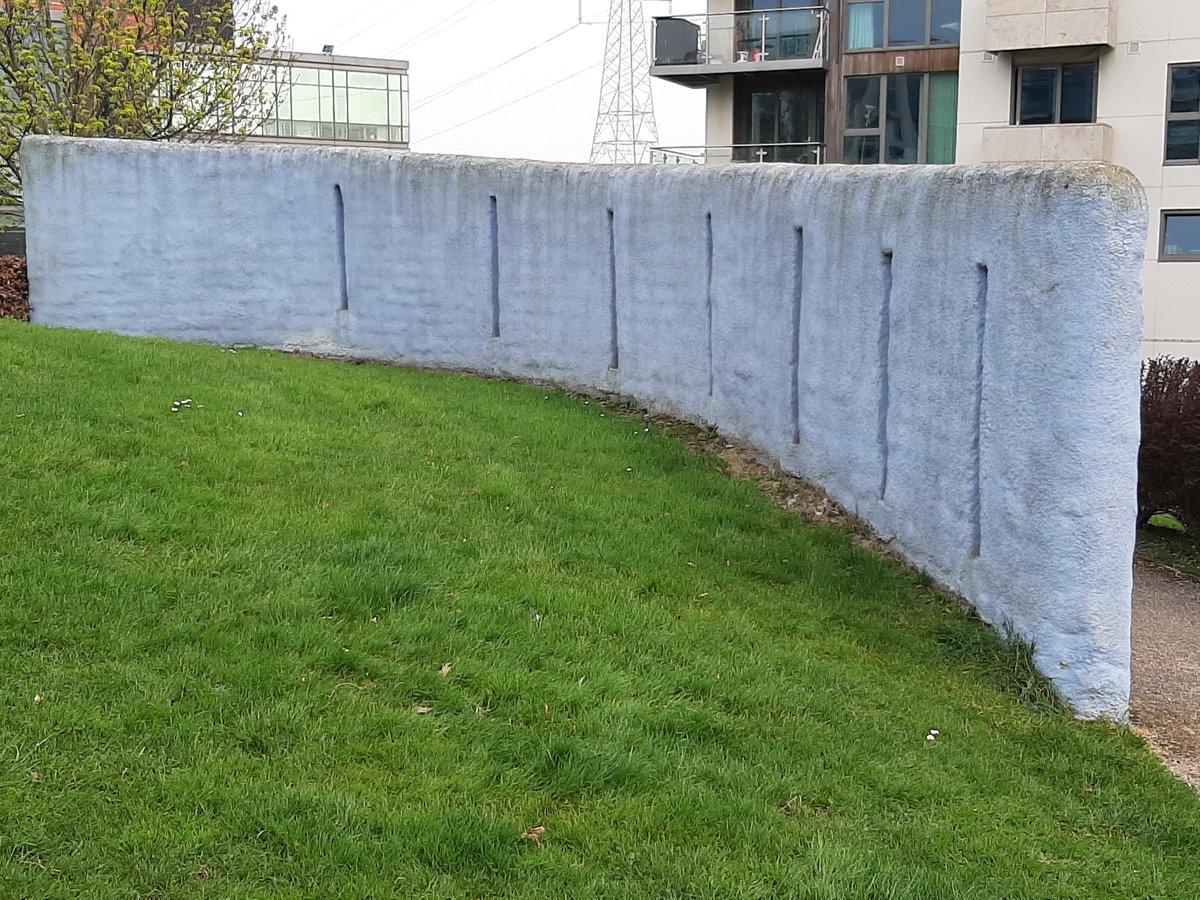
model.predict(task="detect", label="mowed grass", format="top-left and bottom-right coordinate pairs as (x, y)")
top-left (1, 321), bottom-right (1197, 898)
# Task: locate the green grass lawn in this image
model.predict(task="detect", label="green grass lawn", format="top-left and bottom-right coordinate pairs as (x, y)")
top-left (2, 321), bottom-right (1198, 898)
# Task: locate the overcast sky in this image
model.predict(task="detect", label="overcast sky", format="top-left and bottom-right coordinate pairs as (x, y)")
top-left (273, 0), bottom-right (706, 161)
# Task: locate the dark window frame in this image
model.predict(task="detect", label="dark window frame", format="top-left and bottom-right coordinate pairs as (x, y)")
top-left (844, 0), bottom-right (960, 52)
top-left (1160, 211), bottom-right (1200, 261)
top-left (843, 71), bottom-right (957, 164)
top-left (1165, 63), bottom-right (1200, 166)
top-left (1011, 62), bottom-right (1099, 126)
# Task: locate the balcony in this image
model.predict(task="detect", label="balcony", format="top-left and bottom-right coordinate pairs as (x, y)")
top-left (985, 0), bottom-right (1116, 52)
top-left (978, 123), bottom-right (1113, 162)
top-left (649, 143), bottom-right (826, 165)
top-left (650, 6), bottom-right (828, 88)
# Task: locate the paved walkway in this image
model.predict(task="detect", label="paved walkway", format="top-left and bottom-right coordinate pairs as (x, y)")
top-left (1132, 564), bottom-right (1200, 790)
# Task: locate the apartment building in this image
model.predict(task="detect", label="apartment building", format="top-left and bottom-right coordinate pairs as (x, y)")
top-left (650, 1), bottom-right (962, 164)
top-left (956, 1), bottom-right (1200, 357)
top-left (651, 2), bottom-right (1200, 357)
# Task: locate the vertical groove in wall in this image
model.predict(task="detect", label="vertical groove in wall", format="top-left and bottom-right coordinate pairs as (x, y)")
top-left (878, 251), bottom-right (893, 501)
top-left (971, 264), bottom-right (989, 560)
top-left (489, 195), bottom-right (500, 339)
top-left (790, 227), bottom-right (804, 444)
top-left (334, 185), bottom-right (348, 311)
top-left (706, 213), bottom-right (714, 397)
top-left (608, 209), bottom-right (619, 370)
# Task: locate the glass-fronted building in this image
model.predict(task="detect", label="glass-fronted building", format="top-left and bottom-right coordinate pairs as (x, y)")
top-left (253, 52), bottom-right (410, 149)
top-left (649, 1), bottom-right (961, 166)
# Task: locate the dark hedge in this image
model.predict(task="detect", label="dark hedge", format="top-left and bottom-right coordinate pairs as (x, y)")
top-left (1140, 356), bottom-right (1200, 526)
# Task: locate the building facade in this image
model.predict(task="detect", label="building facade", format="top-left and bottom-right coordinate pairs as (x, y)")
top-left (251, 52), bottom-right (410, 150)
top-left (652, 1), bottom-right (1200, 357)
top-left (955, 0), bottom-right (1200, 358)
top-left (650, 1), bottom-right (962, 164)
top-left (34, 4), bottom-right (411, 150)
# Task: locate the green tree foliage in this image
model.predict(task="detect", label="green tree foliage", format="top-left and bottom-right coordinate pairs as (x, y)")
top-left (0, 0), bottom-right (287, 208)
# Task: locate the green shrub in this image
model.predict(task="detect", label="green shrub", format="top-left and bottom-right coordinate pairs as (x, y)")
top-left (1140, 356), bottom-right (1200, 526)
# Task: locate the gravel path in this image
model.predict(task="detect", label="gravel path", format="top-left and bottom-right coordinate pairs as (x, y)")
top-left (1132, 564), bottom-right (1200, 790)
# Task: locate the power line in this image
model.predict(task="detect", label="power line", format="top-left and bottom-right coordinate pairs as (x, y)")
top-left (412, 23), bottom-right (582, 112)
top-left (295, 0), bottom-right (391, 49)
top-left (384, 0), bottom-right (502, 58)
top-left (419, 61), bottom-right (602, 142)
top-left (334, 0), bottom-right (424, 50)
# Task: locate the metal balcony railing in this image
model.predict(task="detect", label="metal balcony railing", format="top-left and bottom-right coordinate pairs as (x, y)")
top-left (649, 143), bottom-right (826, 165)
top-left (652, 5), bottom-right (827, 78)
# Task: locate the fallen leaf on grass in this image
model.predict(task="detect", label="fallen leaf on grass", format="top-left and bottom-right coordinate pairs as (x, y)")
top-left (544, 704), bottom-right (552, 720)
top-left (32, 694), bottom-right (43, 705)
top-left (439, 662), bottom-right (453, 677)
top-left (519, 826), bottom-right (546, 845)
top-left (29, 771), bottom-right (41, 783)
top-left (414, 706), bottom-right (433, 715)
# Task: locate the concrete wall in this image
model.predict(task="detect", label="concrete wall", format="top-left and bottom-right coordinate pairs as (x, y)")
top-left (22, 136), bottom-right (1146, 720)
top-left (958, 0), bottom-right (1200, 359)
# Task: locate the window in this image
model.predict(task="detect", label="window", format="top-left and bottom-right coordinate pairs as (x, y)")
top-left (1161, 212), bottom-right (1200, 260)
top-left (846, 0), bottom-right (960, 50)
top-left (844, 72), bottom-right (958, 164)
top-left (734, 1), bottom-right (823, 63)
top-left (1166, 64), bottom-right (1200, 164)
top-left (739, 82), bottom-right (824, 162)
top-left (1014, 63), bottom-right (1097, 125)
top-left (264, 63), bottom-right (409, 145)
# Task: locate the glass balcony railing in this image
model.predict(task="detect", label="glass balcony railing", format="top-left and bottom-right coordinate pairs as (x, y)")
top-left (652, 6), bottom-right (827, 74)
top-left (649, 143), bottom-right (826, 165)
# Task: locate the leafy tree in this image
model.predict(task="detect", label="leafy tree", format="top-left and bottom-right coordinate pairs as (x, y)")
top-left (0, 0), bottom-right (288, 211)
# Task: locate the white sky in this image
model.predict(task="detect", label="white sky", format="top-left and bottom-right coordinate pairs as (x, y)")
top-left (274, 0), bottom-right (707, 161)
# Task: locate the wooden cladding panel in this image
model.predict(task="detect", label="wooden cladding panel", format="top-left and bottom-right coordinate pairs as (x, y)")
top-left (841, 47), bottom-right (960, 77)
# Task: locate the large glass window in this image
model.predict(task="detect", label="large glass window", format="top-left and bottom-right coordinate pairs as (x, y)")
top-left (262, 63), bottom-right (409, 146)
top-left (844, 72), bottom-right (957, 164)
top-left (926, 72), bottom-right (959, 164)
top-left (734, 1), bottom-right (823, 62)
top-left (889, 0), bottom-right (926, 46)
top-left (1014, 64), bottom-right (1097, 125)
top-left (1166, 64), bottom-right (1200, 164)
top-left (740, 84), bottom-right (823, 162)
top-left (847, 2), bottom-right (884, 50)
top-left (1161, 212), bottom-right (1200, 260)
top-left (846, 0), bottom-right (960, 50)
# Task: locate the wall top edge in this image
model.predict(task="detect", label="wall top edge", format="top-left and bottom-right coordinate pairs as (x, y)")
top-left (18, 135), bottom-right (1147, 210)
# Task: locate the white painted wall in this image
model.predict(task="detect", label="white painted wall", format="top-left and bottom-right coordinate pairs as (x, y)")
top-left (22, 137), bottom-right (1145, 720)
top-left (958, 0), bottom-right (1200, 358)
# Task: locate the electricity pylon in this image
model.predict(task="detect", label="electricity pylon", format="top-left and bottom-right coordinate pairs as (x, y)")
top-left (590, 0), bottom-right (659, 164)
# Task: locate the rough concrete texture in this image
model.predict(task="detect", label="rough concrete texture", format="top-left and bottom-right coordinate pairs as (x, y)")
top-left (21, 136), bottom-right (1146, 719)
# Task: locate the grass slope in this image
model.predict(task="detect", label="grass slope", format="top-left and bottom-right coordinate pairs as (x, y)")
top-left (1, 321), bottom-right (1197, 898)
